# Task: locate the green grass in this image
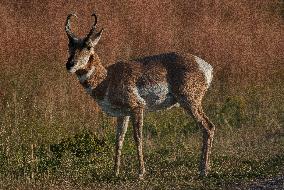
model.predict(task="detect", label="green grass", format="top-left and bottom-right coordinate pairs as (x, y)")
top-left (0, 128), bottom-right (283, 189)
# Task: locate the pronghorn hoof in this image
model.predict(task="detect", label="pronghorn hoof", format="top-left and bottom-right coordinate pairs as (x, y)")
top-left (138, 170), bottom-right (146, 180)
top-left (138, 174), bottom-right (145, 180)
top-left (114, 170), bottom-right (120, 177)
top-left (200, 170), bottom-right (208, 178)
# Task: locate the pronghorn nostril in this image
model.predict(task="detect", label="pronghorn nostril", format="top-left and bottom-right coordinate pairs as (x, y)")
top-left (66, 56), bottom-right (75, 70)
top-left (66, 61), bottom-right (74, 70)
top-left (66, 62), bottom-right (71, 70)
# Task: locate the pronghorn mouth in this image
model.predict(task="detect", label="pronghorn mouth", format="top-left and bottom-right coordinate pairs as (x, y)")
top-left (68, 68), bottom-right (77, 74)
top-left (68, 54), bottom-right (94, 74)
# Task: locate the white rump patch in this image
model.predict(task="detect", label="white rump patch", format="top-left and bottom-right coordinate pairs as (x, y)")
top-left (195, 56), bottom-right (213, 87)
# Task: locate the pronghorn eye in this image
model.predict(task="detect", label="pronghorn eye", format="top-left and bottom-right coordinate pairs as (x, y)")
top-left (87, 46), bottom-right (92, 50)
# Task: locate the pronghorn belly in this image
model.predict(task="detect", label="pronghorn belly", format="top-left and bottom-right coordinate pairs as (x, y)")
top-left (95, 83), bottom-right (178, 117)
top-left (137, 82), bottom-right (179, 111)
top-left (97, 97), bottom-right (131, 117)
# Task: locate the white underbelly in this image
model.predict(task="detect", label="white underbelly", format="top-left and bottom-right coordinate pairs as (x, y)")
top-left (96, 83), bottom-right (178, 117)
top-left (137, 82), bottom-right (178, 111)
top-left (97, 98), bottom-right (131, 117)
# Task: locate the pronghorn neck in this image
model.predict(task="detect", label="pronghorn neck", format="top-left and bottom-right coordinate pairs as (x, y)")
top-left (75, 54), bottom-right (107, 96)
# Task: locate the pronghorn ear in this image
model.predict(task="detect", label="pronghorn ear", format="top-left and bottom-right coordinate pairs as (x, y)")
top-left (86, 28), bottom-right (104, 47)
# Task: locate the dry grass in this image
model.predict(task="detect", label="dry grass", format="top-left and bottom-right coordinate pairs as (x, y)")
top-left (0, 0), bottom-right (283, 189)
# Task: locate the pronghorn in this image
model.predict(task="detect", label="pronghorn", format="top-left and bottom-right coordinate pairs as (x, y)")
top-left (65, 12), bottom-right (215, 179)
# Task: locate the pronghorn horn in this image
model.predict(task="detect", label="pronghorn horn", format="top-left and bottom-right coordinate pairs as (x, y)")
top-left (86, 12), bottom-right (102, 41)
top-left (91, 12), bottom-right (98, 28)
top-left (65, 13), bottom-right (78, 41)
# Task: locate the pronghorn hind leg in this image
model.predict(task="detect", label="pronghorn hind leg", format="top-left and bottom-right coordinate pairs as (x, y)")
top-left (196, 107), bottom-right (215, 177)
top-left (131, 108), bottom-right (146, 179)
top-left (180, 100), bottom-right (215, 177)
top-left (174, 70), bottom-right (215, 177)
top-left (114, 116), bottom-right (130, 177)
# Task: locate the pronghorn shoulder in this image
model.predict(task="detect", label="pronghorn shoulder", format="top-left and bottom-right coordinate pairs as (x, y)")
top-left (106, 61), bottom-right (143, 78)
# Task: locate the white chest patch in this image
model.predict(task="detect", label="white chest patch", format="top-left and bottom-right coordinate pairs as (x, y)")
top-left (85, 86), bottom-right (94, 96)
top-left (77, 66), bottom-right (95, 83)
top-left (195, 56), bottom-right (213, 87)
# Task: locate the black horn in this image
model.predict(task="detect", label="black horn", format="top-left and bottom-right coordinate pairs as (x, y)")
top-left (86, 12), bottom-right (102, 41)
top-left (65, 13), bottom-right (78, 41)
top-left (91, 12), bottom-right (98, 28)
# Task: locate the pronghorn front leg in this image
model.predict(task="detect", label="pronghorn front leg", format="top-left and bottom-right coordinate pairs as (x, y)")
top-left (132, 108), bottom-right (145, 179)
top-left (114, 116), bottom-right (130, 176)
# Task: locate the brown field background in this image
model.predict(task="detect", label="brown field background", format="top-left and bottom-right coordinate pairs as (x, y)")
top-left (1, 0), bottom-right (283, 77)
top-left (0, 0), bottom-right (283, 188)
top-left (0, 0), bottom-right (283, 118)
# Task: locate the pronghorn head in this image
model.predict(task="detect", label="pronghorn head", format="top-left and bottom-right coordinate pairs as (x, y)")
top-left (65, 13), bottom-right (103, 73)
